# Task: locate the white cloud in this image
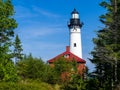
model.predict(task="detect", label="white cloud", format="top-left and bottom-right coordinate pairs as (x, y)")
top-left (14, 5), bottom-right (61, 19)
top-left (32, 6), bottom-right (61, 18)
top-left (22, 41), bottom-right (65, 61)
top-left (13, 1), bottom-right (69, 62)
top-left (15, 23), bottom-right (68, 61)
top-left (14, 5), bottom-right (38, 18)
top-left (17, 24), bottom-right (65, 40)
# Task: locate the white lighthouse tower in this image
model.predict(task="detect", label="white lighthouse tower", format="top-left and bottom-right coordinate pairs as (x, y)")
top-left (68, 9), bottom-right (83, 58)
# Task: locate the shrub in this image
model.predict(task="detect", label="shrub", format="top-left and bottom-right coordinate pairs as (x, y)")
top-left (0, 80), bottom-right (55, 90)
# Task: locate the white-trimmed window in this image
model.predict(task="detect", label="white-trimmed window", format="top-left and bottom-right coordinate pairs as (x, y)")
top-left (74, 43), bottom-right (76, 47)
top-left (64, 54), bottom-right (70, 58)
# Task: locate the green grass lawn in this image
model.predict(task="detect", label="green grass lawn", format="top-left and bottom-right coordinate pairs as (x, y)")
top-left (0, 80), bottom-right (60, 90)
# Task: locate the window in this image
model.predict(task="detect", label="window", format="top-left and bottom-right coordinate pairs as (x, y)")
top-left (74, 43), bottom-right (76, 47)
top-left (64, 54), bottom-right (70, 58)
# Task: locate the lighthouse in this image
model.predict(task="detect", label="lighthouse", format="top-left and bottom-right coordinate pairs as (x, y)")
top-left (68, 9), bottom-right (83, 58)
top-left (48, 9), bottom-right (85, 75)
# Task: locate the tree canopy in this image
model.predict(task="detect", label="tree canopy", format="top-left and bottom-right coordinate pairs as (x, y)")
top-left (0, 0), bottom-right (18, 82)
top-left (90, 0), bottom-right (120, 89)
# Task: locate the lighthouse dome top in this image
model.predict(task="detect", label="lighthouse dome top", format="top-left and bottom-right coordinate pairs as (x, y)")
top-left (71, 8), bottom-right (79, 14)
top-left (68, 9), bottom-right (83, 29)
top-left (71, 9), bottom-right (79, 19)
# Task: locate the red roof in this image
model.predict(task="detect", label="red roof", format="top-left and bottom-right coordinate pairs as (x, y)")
top-left (47, 46), bottom-right (86, 63)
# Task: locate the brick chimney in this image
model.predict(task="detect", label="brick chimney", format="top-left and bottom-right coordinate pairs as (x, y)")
top-left (66, 46), bottom-right (70, 52)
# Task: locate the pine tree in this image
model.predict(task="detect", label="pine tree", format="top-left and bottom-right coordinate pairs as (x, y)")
top-left (0, 0), bottom-right (18, 81)
top-left (90, 0), bottom-right (120, 88)
top-left (14, 34), bottom-right (23, 63)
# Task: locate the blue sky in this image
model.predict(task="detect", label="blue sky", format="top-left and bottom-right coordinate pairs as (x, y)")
top-left (12, 0), bottom-right (106, 71)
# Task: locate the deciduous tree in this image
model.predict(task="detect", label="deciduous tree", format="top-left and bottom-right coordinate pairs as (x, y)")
top-left (0, 0), bottom-right (18, 82)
